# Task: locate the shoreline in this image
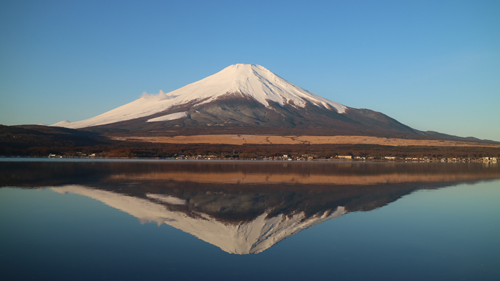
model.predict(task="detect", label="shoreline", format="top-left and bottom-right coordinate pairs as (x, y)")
top-left (1, 156), bottom-right (498, 164)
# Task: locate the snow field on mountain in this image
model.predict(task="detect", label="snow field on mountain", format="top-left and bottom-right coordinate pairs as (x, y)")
top-left (146, 112), bottom-right (187, 122)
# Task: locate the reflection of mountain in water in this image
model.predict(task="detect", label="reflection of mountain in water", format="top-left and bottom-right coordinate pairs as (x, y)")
top-left (52, 185), bottom-right (345, 254)
top-left (2, 161), bottom-right (500, 254)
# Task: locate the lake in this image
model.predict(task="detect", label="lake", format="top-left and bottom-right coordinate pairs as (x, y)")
top-left (1, 159), bottom-right (499, 281)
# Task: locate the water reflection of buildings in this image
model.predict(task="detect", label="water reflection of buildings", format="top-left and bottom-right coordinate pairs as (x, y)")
top-left (2, 161), bottom-right (500, 254)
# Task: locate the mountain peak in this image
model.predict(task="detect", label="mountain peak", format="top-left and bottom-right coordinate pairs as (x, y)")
top-left (52, 64), bottom-right (347, 129)
top-left (225, 63), bottom-right (261, 69)
top-left (167, 63), bottom-right (347, 112)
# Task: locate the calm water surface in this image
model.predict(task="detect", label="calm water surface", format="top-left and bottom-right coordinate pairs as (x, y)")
top-left (1, 159), bottom-right (499, 281)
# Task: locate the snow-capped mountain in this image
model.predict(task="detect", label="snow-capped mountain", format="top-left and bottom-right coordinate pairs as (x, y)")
top-left (52, 64), bottom-right (421, 137)
top-left (52, 64), bottom-right (345, 128)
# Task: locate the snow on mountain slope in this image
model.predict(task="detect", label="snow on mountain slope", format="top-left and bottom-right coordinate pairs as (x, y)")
top-left (52, 64), bottom-right (347, 129)
top-left (51, 185), bottom-right (346, 254)
top-left (146, 112), bottom-right (187, 122)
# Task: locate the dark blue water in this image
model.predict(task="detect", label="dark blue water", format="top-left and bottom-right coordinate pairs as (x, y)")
top-left (1, 160), bottom-right (499, 281)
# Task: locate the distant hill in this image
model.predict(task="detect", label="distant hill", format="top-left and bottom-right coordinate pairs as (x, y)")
top-left (0, 125), bottom-right (112, 155)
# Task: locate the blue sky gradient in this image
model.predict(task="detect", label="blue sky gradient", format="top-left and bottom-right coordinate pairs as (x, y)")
top-left (1, 0), bottom-right (499, 140)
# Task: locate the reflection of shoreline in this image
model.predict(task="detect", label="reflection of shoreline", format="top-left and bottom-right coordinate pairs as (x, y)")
top-left (2, 161), bottom-right (500, 189)
top-left (51, 185), bottom-right (346, 255)
top-left (109, 171), bottom-right (500, 185)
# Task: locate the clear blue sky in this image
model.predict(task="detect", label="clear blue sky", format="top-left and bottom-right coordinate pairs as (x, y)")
top-left (1, 0), bottom-right (499, 141)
